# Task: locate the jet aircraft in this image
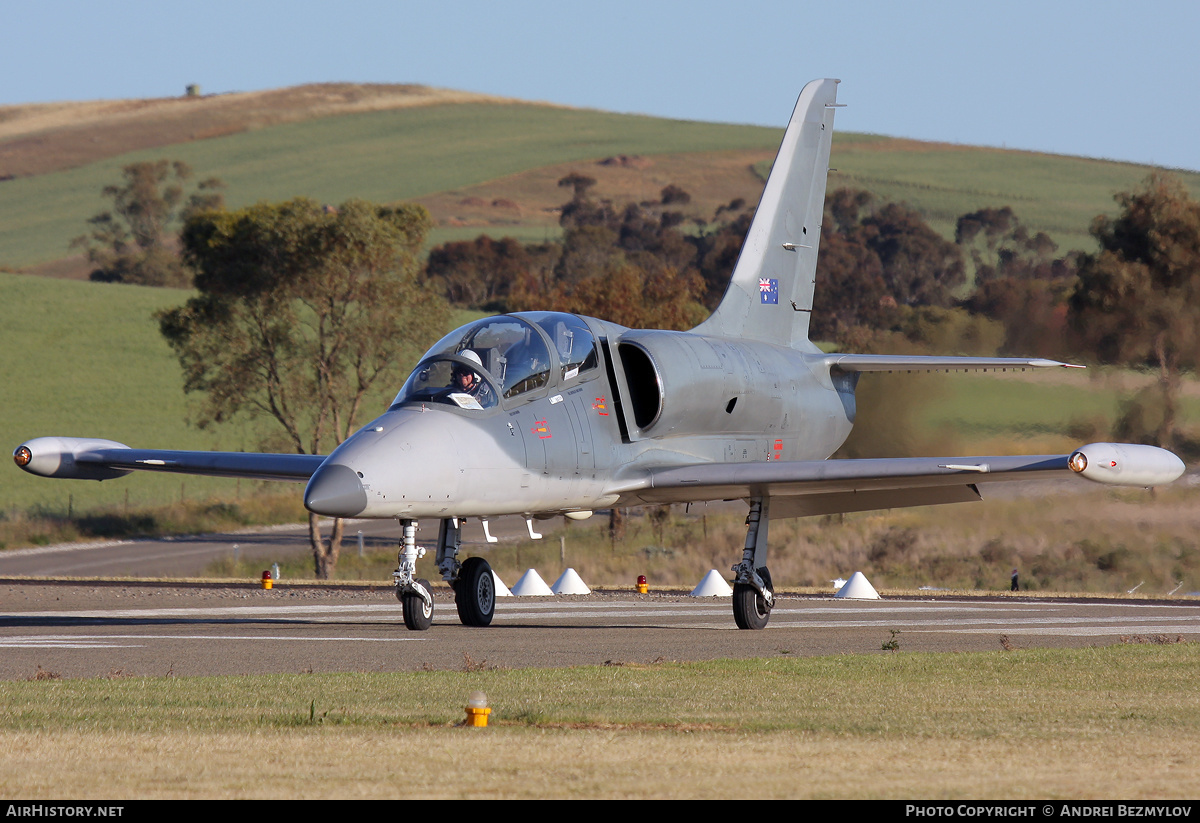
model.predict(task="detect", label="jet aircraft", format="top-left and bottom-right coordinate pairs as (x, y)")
top-left (14, 79), bottom-right (1186, 630)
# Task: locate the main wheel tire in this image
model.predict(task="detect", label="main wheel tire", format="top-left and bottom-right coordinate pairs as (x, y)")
top-left (732, 567), bottom-right (773, 630)
top-left (455, 557), bottom-right (496, 627)
top-left (402, 578), bottom-right (434, 631)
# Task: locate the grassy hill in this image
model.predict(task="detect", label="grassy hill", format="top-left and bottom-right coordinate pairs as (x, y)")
top-left (824, 137), bottom-right (1200, 249)
top-left (0, 84), bottom-right (518, 177)
top-left (0, 270), bottom-right (492, 516)
top-left (4, 84), bottom-right (1200, 274)
top-left (0, 100), bottom-right (781, 270)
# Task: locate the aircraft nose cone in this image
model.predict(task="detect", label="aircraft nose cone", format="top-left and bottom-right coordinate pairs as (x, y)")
top-left (305, 463), bottom-right (368, 517)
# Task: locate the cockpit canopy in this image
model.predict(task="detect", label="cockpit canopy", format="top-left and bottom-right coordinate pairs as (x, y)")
top-left (392, 312), bottom-right (598, 411)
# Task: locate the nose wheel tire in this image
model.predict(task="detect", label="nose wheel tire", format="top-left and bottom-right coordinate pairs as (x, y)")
top-left (401, 578), bottom-right (434, 631)
top-left (455, 557), bottom-right (496, 627)
top-left (732, 567), bottom-right (773, 630)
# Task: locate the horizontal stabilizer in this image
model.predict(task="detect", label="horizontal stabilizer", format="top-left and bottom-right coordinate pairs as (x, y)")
top-left (823, 354), bottom-right (1083, 373)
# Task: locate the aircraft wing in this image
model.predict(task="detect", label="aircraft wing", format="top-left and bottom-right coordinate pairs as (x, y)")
top-left (609, 443), bottom-right (1185, 519)
top-left (14, 437), bottom-right (325, 482)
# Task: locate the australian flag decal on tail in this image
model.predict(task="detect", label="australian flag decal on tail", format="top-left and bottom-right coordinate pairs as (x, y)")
top-left (759, 278), bottom-right (779, 305)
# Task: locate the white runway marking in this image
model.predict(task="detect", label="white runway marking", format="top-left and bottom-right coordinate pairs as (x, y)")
top-left (0, 633), bottom-right (420, 649)
top-left (0, 640), bottom-right (137, 649)
top-left (6, 604), bottom-right (409, 620)
top-left (6, 596), bottom-right (1200, 640)
top-left (8, 598), bottom-right (1200, 621)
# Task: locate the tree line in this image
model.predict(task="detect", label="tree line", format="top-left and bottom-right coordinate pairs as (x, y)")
top-left (421, 171), bottom-right (1199, 454)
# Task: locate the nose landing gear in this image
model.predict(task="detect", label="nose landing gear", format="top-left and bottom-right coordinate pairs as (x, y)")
top-left (392, 517), bottom-right (497, 630)
top-left (394, 519), bottom-right (434, 630)
top-left (401, 578), bottom-right (433, 630)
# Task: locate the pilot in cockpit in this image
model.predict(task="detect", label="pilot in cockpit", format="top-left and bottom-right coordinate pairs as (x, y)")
top-left (448, 350), bottom-right (497, 408)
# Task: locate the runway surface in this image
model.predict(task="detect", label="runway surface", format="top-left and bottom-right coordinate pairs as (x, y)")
top-left (2, 581), bottom-right (1198, 679)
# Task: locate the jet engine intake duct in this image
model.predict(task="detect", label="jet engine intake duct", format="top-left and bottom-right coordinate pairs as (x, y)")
top-left (618, 341), bottom-right (663, 430)
top-left (617, 330), bottom-right (764, 439)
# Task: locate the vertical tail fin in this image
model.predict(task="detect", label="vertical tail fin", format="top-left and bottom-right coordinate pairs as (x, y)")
top-left (692, 79), bottom-right (839, 347)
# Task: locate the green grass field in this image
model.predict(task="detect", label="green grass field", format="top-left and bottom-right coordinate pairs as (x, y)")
top-left (0, 103), bottom-right (781, 269)
top-left (1, 272), bottom-right (236, 514)
top-left (929, 370), bottom-right (1200, 443)
top-left (2, 645), bottom-right (1197, 798)
top-left (0, 272), bottom-right (414, 515)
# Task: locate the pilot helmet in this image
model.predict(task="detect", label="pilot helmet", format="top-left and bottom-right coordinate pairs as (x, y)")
top-left (452, 349), bottom-right (483, 381)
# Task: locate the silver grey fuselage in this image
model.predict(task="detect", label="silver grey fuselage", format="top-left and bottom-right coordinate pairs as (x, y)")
top-left (307, 312), bottom-right (855, 520)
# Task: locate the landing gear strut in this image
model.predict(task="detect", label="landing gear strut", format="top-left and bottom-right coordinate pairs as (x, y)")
top-left (394, 519), bottom-right (434, 630)
top-left (435, 518), bottom-right (495, 626)
top-left (392, 517), bottom-right (496, 630)
top-left (731, 497), bottom-right (774, 630)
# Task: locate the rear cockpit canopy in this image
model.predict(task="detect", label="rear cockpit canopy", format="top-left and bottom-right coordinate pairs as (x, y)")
top-left (391, 312), bottom-right (598, 411)
top-left (527, 311), bottom-right (599, 381)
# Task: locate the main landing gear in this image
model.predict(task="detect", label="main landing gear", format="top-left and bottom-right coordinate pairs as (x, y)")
top-left (455, 556), bottom-right (496, 627)
top-left (392, 517), bottom-right (495, 631)
top-left (730, 497), bottom-right (774, 630)
top-left (393, 501), bottom-right (775, 631)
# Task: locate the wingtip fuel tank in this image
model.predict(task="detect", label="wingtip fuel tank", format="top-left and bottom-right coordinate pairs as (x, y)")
top-left (13, 436), bottom-right (133, 481)
top-left (1068, 442), bottom-right (1186, 487)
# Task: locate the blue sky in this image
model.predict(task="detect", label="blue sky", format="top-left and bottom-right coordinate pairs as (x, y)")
top-left (4, 1), bottom-right (1199, 171)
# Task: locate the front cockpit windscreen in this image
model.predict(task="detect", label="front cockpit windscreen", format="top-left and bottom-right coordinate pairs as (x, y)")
top-left (394, 356), bottom-right (500, 410)
top-left (392, 316), bottom-right (552, 409)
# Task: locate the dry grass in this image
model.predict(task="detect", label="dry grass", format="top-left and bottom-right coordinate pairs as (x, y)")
top-left (3, 728), bottom-right (1198, 799)
top-left (0, 83), bottom-right (528, 177)
top-left (0, 492), bottom-right (306, 551)
top-left (2, 646), bottom-right (1198, 798)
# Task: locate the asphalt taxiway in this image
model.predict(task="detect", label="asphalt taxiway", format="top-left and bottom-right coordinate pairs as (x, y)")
top-left (2, 581), bottom-right (1198, 679)
top-left (3, 514), bottom-right (1198, 680)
